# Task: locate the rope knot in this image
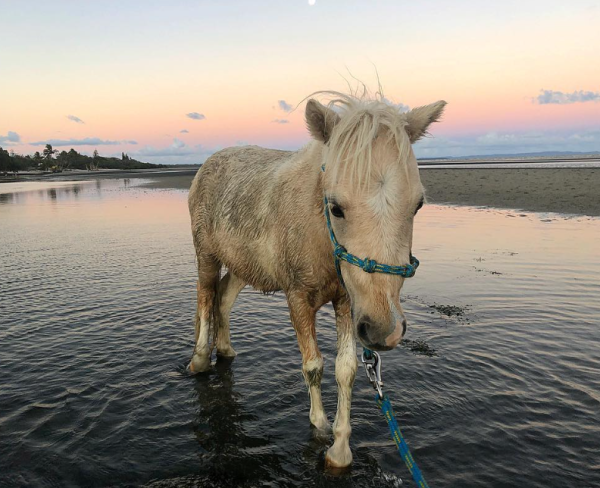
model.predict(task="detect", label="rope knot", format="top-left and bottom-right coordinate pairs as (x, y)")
top-left (333, 245), bottom-right (346, 258)
top-left (362, 258), bottom-right (377, 273)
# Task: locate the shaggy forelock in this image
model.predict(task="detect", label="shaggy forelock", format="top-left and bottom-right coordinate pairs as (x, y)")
top-left (317, 91), bottom-right (412, 188)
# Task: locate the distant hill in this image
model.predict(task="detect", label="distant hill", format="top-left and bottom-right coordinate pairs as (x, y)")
top-left (419, 151), bottom-right (600, 162)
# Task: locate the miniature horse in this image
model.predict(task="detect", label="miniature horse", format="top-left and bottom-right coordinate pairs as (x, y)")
top-left (188, 92), bottom-right (445, 468)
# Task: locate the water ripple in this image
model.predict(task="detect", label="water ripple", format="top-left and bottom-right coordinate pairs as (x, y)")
top-left (1, 179), bottom-right (599, 487)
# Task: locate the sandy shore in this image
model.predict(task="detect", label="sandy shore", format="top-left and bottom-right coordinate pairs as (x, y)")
top-left (142, 166), bottom-right (600, 217)
top-left (420, 167), bottom-right (600, 217)
top-left (2, 166), bottom-right (599, 217)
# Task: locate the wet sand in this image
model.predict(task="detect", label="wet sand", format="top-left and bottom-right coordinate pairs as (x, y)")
top-left (420, 167), bottom-right (600, 217)
top-left (147, 167), bottom-right (600, 217)
top-left (4, 166), bottom-right (599, 217)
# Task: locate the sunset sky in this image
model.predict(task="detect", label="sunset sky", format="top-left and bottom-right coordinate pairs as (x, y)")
top-left (1, 0), bottom-right (599, 163)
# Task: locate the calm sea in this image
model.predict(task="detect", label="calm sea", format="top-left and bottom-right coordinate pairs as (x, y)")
top-left (1, 177), bottom-right (599, 487)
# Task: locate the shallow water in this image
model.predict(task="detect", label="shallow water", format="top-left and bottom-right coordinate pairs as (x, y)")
top-left (1, 178), bottom-right (599, 487)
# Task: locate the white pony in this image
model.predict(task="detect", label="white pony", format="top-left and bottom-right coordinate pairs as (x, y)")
top-left (188, 91), bottom-right (446, 468)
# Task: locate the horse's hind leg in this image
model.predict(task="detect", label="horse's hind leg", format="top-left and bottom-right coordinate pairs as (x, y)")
top-left (287, 291), bottom-right (330, 432)
top-left (215, 272), bottom-right (245, 357)
top-left (189, 254), bottom-right (221, 373)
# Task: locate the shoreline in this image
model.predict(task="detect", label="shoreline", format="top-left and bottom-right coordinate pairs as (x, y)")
top-left (0, 167), bottom-right (200, 184)
top-left (2, 165), bottom-right (599, 218)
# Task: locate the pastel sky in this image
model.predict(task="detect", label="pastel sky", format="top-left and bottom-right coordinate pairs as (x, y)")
top-left (1, 0), bottom-right (599, 163)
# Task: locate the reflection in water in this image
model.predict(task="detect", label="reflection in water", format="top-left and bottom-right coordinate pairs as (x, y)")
top-left (0, 192), bottom-right (14, 204)
top-left (0, 181), bottom-right (95, 205)
top-left (0, 178), bottom-right (144, 206)
top-left (191, 358), bottom-right (284, 485)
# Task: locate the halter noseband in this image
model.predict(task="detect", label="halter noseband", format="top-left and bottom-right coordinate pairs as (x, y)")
top-left (321, 166), bottom-right (419, 287)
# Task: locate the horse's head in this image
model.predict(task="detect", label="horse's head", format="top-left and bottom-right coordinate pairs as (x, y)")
top-left (306, 94), bottom-right (446, 350)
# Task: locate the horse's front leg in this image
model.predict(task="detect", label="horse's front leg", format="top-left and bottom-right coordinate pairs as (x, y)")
top-left (287, 291), bottom-right (330, 431)
top-left (326, 296), bottom-right (357, 469)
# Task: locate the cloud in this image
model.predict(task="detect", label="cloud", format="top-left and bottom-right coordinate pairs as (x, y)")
top-left (0, 131), bottom-right (21, 145)
top-left (67, 114), bottom-right (85, 124)
top-left (186, 112), bottom-right (206, 120)
top-left (180, 129), bottom-right (189, 133)
top-left (137, 138), bottom-right (198, 157)
top-left (134, 138), bottom-right (216, 164)
top-left (278, 100), bottom-right (292, 113)
top-left (31, 137), bottom-right (138, 146)
top-left (382, 97), bottom-right (410, 113)
top-left (272, 119), bottom-right (289, 124)
top-left (414, 129), bottom-right (600, 158)
top-left (535, 89), bottom-right (600, 105)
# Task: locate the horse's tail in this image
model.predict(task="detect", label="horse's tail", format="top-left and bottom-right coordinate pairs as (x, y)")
top-left (194, 279), bottom-right (202, 343)
top-left (193, 267), bottom-right (222, 353)
top-left (208, 272), bottom-right (221, 355)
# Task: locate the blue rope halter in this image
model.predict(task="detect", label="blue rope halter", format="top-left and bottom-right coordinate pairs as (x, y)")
top-left (322, 166), bottom-right (429, 486)
top-left (321, 167), bottom-right (419, 287)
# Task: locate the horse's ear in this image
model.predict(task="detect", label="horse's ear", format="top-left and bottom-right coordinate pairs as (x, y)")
top-left (405, 101), bottom-right (447, 143)
top-left (305, 99), bottom-right (340, 144)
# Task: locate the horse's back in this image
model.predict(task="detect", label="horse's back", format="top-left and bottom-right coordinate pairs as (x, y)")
top-left (191, 145), bottom-right (291, 201)
top-left (188, 145), bottom-right (296, 290)
top-left (190, 145), bottom-right (291, 216)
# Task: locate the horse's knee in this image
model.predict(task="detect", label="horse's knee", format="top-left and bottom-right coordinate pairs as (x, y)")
top-left (302, 357), bottom-right (329, 430)
top-left (335, 354), bottom-right (357, 387)
top-left (302, 357), bottom-right (324, 388)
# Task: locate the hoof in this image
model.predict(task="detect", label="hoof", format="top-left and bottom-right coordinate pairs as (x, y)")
top-left (216, 345), bottom-right (237, 358)
top-left (324, 444), bottom-right (352, 472)
top-left (188, 355), bottom-right (211, 373)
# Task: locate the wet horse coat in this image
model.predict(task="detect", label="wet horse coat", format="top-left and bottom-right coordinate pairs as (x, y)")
top-left (188, 92), bottom-right (446, 468)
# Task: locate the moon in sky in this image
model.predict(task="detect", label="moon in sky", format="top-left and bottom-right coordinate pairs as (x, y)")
top-left (308, 0), bottom-right (316, 5)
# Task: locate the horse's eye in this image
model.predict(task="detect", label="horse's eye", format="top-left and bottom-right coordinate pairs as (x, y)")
top-left (331, 204), bottom-right (345, 219)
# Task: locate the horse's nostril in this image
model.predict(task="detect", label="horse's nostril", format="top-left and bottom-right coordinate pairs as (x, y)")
top-left (402, 319), bottom-right (407, 335)
top-left (358, 321), bottom-right (370, 340)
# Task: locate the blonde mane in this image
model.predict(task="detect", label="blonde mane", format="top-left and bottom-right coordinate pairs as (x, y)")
top-left (314, 90), bottom-right (412, 187)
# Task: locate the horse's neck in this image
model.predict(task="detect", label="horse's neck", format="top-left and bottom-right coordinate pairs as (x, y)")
top-left (269, 142), bottom-right (339, 285)
top-left (289, 141), bottom-right (325, 204)
top-left (277, 141), bottom-right (328, 232)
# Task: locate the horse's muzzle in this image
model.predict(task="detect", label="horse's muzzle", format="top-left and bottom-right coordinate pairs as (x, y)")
top-left (357, 317), bottom-right (406, 351)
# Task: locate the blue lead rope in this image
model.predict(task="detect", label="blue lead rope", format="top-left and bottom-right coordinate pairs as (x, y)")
top-left (377, 393), bottom-right (430, 488)
top-left (362, 347), bottom-right (430, 488)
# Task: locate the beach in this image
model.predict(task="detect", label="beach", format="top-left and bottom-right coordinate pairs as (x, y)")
top-left (135, 165), bottom-right (600, 217)
top-left (3, 165), bottom-right (599, 217)
top-left (420, 167), bottom-right (600, 217)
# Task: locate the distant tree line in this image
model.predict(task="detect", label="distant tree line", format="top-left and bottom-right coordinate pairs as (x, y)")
top-left (0, 145), bottom-right (164, 175)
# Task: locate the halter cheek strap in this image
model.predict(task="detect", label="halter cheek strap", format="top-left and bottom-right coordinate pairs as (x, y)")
top-left (321, 167), bottom-right (419, 287)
